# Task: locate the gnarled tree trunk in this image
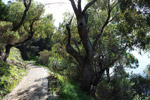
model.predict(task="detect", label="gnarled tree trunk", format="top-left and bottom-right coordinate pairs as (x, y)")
top-left (67, 0), bottom-right (119, 93)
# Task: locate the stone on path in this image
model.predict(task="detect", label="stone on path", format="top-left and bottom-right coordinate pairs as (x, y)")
top-left (2, 64), bottom-right (49, 100)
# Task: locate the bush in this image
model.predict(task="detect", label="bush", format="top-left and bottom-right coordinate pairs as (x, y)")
top-left (50, 73), bottom-right (94, 100)
top-left (0, 47), bottom-right (26, 99)
top-left (130, 74), bottom-right (150, 97)
top-left (133, 94), bottom-right (150, 100)
top-left (48, 43), bottom-right (77, 77)
top-left (0, 62), bottom-right (26, 99)
top-left (95, 78), bottom-right (135, 100)
top-left (38, 50), bottom-right (51, 65)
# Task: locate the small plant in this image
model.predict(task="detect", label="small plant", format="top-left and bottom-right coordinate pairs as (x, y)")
top-left (49, 73), bottom-right (94, 100)
top-left (0, 47), bottom-right (26, 98)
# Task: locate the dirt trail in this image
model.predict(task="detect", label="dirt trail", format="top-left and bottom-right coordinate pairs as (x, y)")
top-left (2, 63), bottom-right (49, 100)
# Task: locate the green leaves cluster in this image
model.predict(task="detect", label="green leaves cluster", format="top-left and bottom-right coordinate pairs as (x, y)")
top-left (96, 78), bottom-right (135, 100)
top-left (0, 47), bottom-right (26, 99)
top-left (0, 0), bottom-right (9, 20)
top-left (53, 74), bottom-right (94, 100)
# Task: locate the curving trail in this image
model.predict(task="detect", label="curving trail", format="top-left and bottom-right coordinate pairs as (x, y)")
top-left (2, 63), bottom-right (49, 100)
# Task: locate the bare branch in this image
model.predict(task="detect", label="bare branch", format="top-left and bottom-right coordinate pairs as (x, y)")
top-left (73, 39), bottom-right (80, 54)
top-left (93, 0), bottom-right (119, 51)
top-left (78, 0), bottom-right (82, 12)
top-left (66, 17), bottom-right (83, 63)
top-left (24, 0), bottom-right (27, 8)
top-left (93, 9), bottom-right (111, 51)
top-left (83, 0), bottom-right (97, 13)
top-left (108, 12), bottom-right (119, 22)
top-left (23, 24), bottom-right (30, 33)
top-left (70, 0), bottom-right (78, 16)
top-left (93, 44), bottom-right (128, 85)
top-left (15, 17), bottom-right (38, 46)
top-left (104, 44), bottom-right (128, 69)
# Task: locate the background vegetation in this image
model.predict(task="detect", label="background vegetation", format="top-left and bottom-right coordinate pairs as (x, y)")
top-left (0, 0), bottom-right (150, 100)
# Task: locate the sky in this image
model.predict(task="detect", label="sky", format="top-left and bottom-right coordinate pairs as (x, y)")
top-left (2, 0), bottom-right (150, 75)
top-left (35, 0), bottom-right (87, 26)
top-left (126, 50), bottom-right (150, 75)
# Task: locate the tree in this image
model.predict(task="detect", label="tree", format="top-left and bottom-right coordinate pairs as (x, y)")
top-left (65, 0), bottom-right (149, 93)
top-left (66, 0), bottom-right (123, 92)
top-left (18, 14), bottom-right (55, 60)
top-left (0, 0), bottom-right (44, 61)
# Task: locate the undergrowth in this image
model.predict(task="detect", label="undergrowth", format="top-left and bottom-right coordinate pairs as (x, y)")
top-left (0, 47), bottom-right (26, 99)
top-left (49, 72), bottom-right (94, 100)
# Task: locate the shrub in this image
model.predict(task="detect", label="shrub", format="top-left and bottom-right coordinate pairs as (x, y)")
top-left (38, 50), bottom-right (51, 65)
top-left (95, 78), bottom-right (135, 100)
top-left (0, 62), bottom-right (26, 99)
top-left (130, 74), bottom-right (150, 97)
top-left (48, 43), bottom-right (77, 77)
top-left (50, 73), bottom-right (94, 100)
top-left (0, 47), bottom-right (26, 99)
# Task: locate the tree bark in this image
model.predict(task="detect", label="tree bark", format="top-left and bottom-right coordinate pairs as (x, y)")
top-left (3, 44), bottom-right (13, 62)
top-left (81, 59), bottom-right (94, 92)
top-left (67, 0), bottom-right (97, 92)
top-left (106, 68), bottom-right (110, 82)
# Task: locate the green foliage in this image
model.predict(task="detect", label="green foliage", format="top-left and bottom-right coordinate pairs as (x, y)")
top-left (0, 47), bottom-right (26, 99)
top-left (144, 64), bottom-right (150, 76)
top-left (48, 43), bottom-right (77, 77)
top-left (0, 21), bottom-right (20, 49)
top-left (53, 74), bottom-right (94, 100)
top-left (8, 1), bottom-right (25, 24)
top-left (18, 14), bottom-right (55, 60)
top-left (35, 14), bottom-right (54, 38)
top-left (95, 78), bottom-right (135, 100)
top-left (38, 50), bottom-right (51, 65)
top-left (0, 0), bottom-right (9, 20)
top-left (0, 62), bottom-right (26, 99)
top-left (130, 74), bottom-right (150, 97)
top-left (8, 47), bottom-right (23, 62)
top-left (133, 94), bottom-right (150, 100)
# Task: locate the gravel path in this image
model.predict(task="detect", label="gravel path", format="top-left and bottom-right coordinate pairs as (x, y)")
top-left (2, 64), bottom-right (49, 100)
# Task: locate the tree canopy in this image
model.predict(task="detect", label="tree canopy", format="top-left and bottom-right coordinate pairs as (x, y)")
top-left (0, 0), bottom-right (150, 99)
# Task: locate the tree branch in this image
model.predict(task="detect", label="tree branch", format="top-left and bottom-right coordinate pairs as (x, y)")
top-left (15, 17), bottom-right (38, 46)
top-left (108, 12), bottom-right (119, 23)
top-left (66, 17), bottom-right (83, 63)
top-left (78, 0), bottom-right (82, 12)
top-left (83, 0), bottom-right (97, 13)
top-left (93, 0), bottom-right (119, 51)
top-left (93, 9), bottom-right (111, 51)
top-left (73, 39), bottom-right (80, 54)
top-left (111, 1), bottom-right (119, 11)
top-left (12, 0), bottom-right (32, 31)
top-left (93, 44), bottom-right (128, 86)
top-left (70, 0), bottom-right (78, 16)
top-left (104, 44), bottom-right (128, 69)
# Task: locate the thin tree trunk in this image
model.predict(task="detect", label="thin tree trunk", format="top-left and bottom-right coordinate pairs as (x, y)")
top-left (106, 68), bottom-right (110, 82)
top-left (3, 44), bottom-right (13, 62)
